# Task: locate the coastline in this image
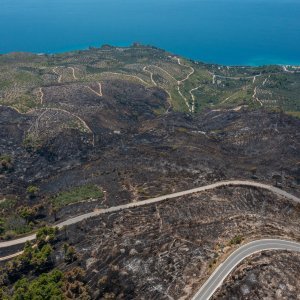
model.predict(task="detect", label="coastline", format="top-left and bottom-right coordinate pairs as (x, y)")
top-left (1, 44), bottom-right (300, 68)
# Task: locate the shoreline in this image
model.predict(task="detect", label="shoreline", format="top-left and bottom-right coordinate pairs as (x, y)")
top-left (1, 44), bottom-right (300, 68)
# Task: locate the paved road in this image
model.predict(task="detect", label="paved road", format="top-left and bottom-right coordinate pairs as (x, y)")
top-left (0, 180), bottom-right (299, 251)
top-left (192, 239), bottom-right (300, 300)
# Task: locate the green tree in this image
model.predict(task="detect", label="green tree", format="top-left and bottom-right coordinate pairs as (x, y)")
top-left (12, 269), bottom-right (64, 300)
top-left (30, 244), bottom-right (53, 273)
top-left (36, 226), bottom-right (58, 246)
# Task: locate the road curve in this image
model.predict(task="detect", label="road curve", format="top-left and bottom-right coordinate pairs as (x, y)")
top-left (0, 180), bottom-right (299, 252)
top-left (192, 239), bottom-right (300, 300)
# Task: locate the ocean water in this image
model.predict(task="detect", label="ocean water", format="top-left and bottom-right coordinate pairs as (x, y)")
top-left (0, 0), bottom-right (299, 66)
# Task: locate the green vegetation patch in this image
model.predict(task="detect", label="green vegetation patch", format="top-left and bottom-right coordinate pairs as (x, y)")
top-left (51, 184), bottom-right (103, 208)
top-left (7, 269), bottom-right (64, 300)
top-left (0, 226), bottom-right (89, 299)
top-left (0, 227), bottom-right (58, 287)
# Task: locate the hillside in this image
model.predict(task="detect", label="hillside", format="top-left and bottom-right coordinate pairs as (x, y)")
top-left (1, 45), bottom-right (300, 114)
top-left (0, 45), bottom-right (299, 299)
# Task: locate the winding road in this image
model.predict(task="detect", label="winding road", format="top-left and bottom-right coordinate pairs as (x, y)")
top-left (252, 86), bottom-right (263, 106)
top-left (39, 87), bottom-right (44, 105)
top-left (143, 60), bottom-right (195, 112)
top-left (176, 58), bottom-right (195, 112)
top-left (0, 180), bottom-right (299, 251)
top-left (192, 239), bottom-right (300, 300)
top-left (68, 67), bottom-right (78, 80)
top-left (143, 66), bottom-right (157, 86)
top-left (189, 85), bottom-right (202, 113)
top-left (0, 180), bottom-right (299, 298)
top-left (52, 67), bottom-right (62, 83)
top-left (176, 58), bottom-right (195, 83)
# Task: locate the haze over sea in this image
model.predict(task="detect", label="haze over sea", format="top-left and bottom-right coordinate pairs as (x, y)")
top-left (1, 0), bottom-right (299, 66)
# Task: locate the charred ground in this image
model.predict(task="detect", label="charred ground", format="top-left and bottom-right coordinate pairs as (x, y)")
top-left (0, 45), bottom-right (299, 299)
top-left (212, 251), bottom-right (300, 300)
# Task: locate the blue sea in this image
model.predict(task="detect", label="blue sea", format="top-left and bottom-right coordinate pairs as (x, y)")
top-left (0, 0), bottom-right (300, 66)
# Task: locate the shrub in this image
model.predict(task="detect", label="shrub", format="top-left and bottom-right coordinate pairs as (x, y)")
top-left (63, 244), bottom-right (77, 264)
top-left (229, 235), bottom-right (243, 245)
top-left (26, 185), bottom-right (39, 198)
top-left (0, 155), bottom-right (13, 172)
top-left (62, 267), bottom-right (90, 299)
top-left (17, 206), bottom-right (38, 223)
